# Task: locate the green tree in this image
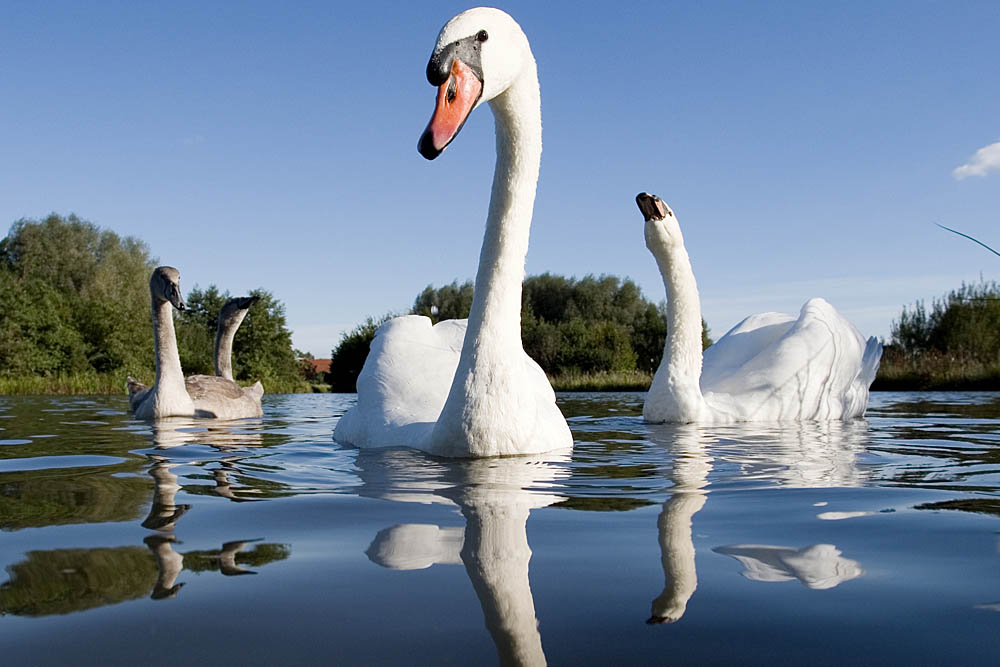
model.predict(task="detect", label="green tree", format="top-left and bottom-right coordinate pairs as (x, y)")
top-left (334, 274), bottom-right (713, 383)
top-left (412, 281), bottom-right (474, 323)
top-left (0, 214), bottom-right (155, 377)
top-left (329, 314), bottom-right (395, 392)
top-left (175, 285), bottom-right (304, 390)
top-left (176, 285), bottom-right (228, 376)
top-left (0, 271), bottom-right (89, 375)
top-left (890, 282), bottom-right (1000, 364)
top-left (0, 214), bottom-right (306, 393)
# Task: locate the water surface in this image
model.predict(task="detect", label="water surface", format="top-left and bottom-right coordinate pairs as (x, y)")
top-left (1, 392), bottom-right (999, 665)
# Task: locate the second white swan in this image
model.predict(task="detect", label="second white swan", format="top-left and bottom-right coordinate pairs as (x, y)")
top-left (636, 193), bottom-right (881, 423)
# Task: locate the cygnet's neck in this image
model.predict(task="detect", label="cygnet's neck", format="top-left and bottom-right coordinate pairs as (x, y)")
top-left (214, 313), bottom-right (245, 380)
top-left (646, 224), bottom-right (706, 421)
top-left (153, 298), bottom-right (186, 393)
top-left (149, 297), bottom-right (194, 419)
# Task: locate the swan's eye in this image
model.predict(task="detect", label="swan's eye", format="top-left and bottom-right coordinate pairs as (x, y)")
top-left (476, 30), bottom-right (488, 42)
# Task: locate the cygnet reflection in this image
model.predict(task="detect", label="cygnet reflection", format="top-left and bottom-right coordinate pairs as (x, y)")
top-left (149, 417), bottom-right (264, 451)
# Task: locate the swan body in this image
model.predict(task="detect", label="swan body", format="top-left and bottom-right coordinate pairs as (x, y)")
top-left (636, 193), bottom-right (882, 423)
top-left (335, 8), bottom-right (571, 457)
top-left (128, 267), bottom-right (263, 420)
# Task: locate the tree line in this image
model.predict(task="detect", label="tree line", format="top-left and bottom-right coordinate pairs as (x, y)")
top-left (878, 281), bottom-right (1000, 388)
top-left (329, 274), bottom-right (712, 391)
top-left (0, 214), bottom-right (307, 392)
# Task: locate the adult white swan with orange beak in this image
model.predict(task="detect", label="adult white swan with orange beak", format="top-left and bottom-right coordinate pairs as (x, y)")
top-left (334, 8), bottom-right (572, 457)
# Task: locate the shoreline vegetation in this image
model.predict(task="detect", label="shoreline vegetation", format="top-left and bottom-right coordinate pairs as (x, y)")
top-left (4, 215), bottom-right (999, 397)
top-left (5, 365), bottom-right (1000, 396)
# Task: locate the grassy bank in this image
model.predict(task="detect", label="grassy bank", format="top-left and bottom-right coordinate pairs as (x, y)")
top-left (7, 363), bottom-right (1000, 396)
top-left (547, 369), bottom-right (654, 392)
top-left (871, 354), bottom-right (1000, 391)
top-left (0, 373), bottom-right (312, 396)
top-left (548, 362), bottom-right (1000, 393)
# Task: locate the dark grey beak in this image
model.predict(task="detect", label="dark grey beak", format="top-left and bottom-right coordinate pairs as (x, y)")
top-left (636, 192), bottom-right (670, 222)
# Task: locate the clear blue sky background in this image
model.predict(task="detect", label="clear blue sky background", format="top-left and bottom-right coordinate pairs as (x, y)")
top-left (2, 1), bottom-right (998, 356)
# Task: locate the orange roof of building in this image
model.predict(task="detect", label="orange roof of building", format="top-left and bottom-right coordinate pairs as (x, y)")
top-left (309, 358), bottom-right (331, 374)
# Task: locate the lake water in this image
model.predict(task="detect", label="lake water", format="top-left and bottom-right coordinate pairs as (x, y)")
top-left (1, 392), bottom-right (999, 665)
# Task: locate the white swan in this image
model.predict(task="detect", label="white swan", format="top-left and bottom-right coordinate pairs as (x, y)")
top-left (128, 267), bottom-right (263, 420)
top-left (334, 8), bottom-right (571, 457)
top-left (636, 193), bottom-right (882, 423)
top-left (214, 295), bottom-right (258, 382)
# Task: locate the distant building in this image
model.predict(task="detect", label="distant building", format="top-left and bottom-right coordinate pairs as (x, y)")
top-left (309, 358), bottom-right (331, 376)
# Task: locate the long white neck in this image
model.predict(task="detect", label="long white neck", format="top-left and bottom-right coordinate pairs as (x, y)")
top-left (645, 227), bottom-right (707, 422)
top-left (151, 299), bottom-right (192, 416)
top-left (214, 314), bottom-right (244, 380)
top-left (466, 67), bottom-right (541, 357)
top-left (432, 59), bottom-right (542, 455)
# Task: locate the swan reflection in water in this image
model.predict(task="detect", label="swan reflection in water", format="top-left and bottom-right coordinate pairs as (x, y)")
top-left (141, 418), bottom-right (286, 601)
top-left (648, 421), bottom-right (870, 623)
top-left (713, 544), bottom-right (863, 590)
top-left (359, 447), bottom-right (569, 667)
top-left (647, 425), bottom-right (712, 624)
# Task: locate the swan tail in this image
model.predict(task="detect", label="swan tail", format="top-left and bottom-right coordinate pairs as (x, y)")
top-left (842, 336), bottom-right (882, 419)
top-left (859, 336), bottom-right (882, 389)
top-left (249, 380), bottom-right (264, 398)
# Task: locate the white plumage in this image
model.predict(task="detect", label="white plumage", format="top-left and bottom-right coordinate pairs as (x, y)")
top-left (334, 8), bottom-right (571, 457)
top-left (637, 193), bottom-right (881, 423)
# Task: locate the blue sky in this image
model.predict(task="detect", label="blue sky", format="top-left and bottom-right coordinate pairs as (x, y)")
top-left (2, 1), bottom-right (998, 356)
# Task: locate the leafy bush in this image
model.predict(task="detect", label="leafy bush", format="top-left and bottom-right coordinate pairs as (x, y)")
top-left (0, 214), bottom-right (306, 393)
top-left (176, 286), bottom-right (305, 391)
top-left (890, 282), bottom-right (1000, 364)
top-left (327, 274), bottom-right (713, 389)
top-left (0, 214), bottom-right (155, 377)
top-left (329, 314), bottom-right (395, 391)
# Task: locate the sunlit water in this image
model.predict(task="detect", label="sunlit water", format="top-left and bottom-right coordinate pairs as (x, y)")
top-left (2, 392), bottom-right (1000, 665)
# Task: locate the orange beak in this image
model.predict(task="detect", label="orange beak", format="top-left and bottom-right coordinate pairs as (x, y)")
top-left (418, 58), bottom-right (483, 160)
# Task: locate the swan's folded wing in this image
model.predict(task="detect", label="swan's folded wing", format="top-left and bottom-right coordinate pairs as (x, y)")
top-left (700, 312), bottom-right (795, 390)
top-left (702, 298), bottom-right (870, 420)
top-left (185, 374), bottom-right (263, 419)
top-left (335, 315), bottom-right (467, 448)
top-left (186, 374), bottom-right (245, 401)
